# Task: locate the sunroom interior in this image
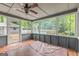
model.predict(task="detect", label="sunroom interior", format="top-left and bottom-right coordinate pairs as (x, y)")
top-left (0, 3), bottom-right (79, 56)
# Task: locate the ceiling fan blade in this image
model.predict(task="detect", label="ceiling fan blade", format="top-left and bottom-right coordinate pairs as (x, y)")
top-left (30, 3), bottom-right (38, 8)
top-left (30, 10), bottom-right (38, 14)
top-left (24, 3), bottom-right (38, 14)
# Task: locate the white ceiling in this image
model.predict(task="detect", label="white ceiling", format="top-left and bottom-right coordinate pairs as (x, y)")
top-left (0, 3), bottom-right (79, 20)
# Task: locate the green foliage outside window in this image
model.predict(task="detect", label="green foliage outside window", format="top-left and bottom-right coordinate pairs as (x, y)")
top-left (70, 14), bottom-right (75, 35)
top-left (57, 16), bottom-right (66, 35)
top-left (21, 20), bottom-right (31, 30)
top-left (39, 18), bottom-right (56, 30)
top-left (0, 16), bottom-right (4, 23)
top-left (58, 13), bottom-right (75, 36)
top-left (32, 13), bottom-right (76, 36)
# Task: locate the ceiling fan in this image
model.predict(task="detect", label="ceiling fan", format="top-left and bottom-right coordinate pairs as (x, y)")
top-left (24, 3), bottom-right (38, 14)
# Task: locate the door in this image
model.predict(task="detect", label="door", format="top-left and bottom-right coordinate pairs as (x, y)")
top-left (7, 17), bottom-right (20, 44)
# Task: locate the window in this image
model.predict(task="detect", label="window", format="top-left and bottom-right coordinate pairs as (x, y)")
top-left (32, 12), bottom-right (76, 36)
top-left (21, 20), bottom-right (31, 34)
top-left (39, 17), bottom-right (57, 35)
top-left (70, 13), bottom-right (75, 36)
top-left (57, 15), bottom-right (67, 35)
top-left (57, 13), bottom-right (76, 36)
top-left (0, 16), bottom-right (7, 35)
top-left (32, 21), bottom-right (39, 34)
top-left (39, 19), bottom-right (47, 34)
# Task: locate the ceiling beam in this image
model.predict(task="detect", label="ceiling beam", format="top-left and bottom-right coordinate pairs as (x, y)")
top-left (8, 3), bottom-right (14, 12)
top-left (32, 8), bottom-right (77, 21)
top-left (0, 3), bottom-right (11, 8)
top-left (0, 11), bottom-right (31, 21)
top-left (0, 3), bottom-right (32, 21)
top-left (38, 6), bottom-right (49, 15)
top-left (16, 9), bottom-right (38, 18)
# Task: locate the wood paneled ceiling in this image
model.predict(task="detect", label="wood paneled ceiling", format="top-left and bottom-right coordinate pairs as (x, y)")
top-left (0, 3), bottom-right (79, 20)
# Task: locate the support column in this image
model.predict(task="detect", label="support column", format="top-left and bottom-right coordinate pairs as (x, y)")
top-left (76, 8), bottom-right (79, 55)
top-left (76, 8), bottom-right (79, 37)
